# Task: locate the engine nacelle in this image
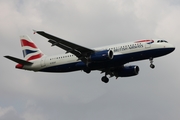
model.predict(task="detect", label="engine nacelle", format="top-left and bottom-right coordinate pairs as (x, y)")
top-left (114, 65), bottom-right (139, 77)
top-left (90, 50), bottom-right (113, 62)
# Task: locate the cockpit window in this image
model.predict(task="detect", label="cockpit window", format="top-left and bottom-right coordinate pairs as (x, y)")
top-left (157, 40), bottom-right (168, 43)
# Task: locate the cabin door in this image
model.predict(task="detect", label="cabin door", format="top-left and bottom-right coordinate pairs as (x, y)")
top-left (145, 43), bottom-right (151, 48)
top-left (41, 58), bottom-right (46, 67)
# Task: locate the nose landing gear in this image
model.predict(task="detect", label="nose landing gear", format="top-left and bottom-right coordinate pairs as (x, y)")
top-left (150, 64), bottom-right (155, 69)
top-left (149, 57), bottom-right (155, 69)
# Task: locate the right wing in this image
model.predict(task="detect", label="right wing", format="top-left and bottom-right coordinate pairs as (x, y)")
top-left (35, 31), bottom-right (95, 62)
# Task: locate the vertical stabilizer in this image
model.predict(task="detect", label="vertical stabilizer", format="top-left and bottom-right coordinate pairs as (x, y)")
top-left (20, 35), bottom-right (44, 61)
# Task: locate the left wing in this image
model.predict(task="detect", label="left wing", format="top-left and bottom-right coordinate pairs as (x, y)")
top-left (35, 31), bottom-right (95, 62)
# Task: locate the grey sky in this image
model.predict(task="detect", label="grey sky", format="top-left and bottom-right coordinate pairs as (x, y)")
top-left (0, 0), bottom-right (180, 120)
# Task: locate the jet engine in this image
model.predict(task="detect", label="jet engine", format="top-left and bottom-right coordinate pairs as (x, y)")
top-left (90, 50), bottom-right (113, 62)
top-left (114, 65), bottom-right (139, 77)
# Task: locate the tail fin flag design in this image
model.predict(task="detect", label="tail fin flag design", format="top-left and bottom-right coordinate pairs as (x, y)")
top-left (20, 35), bottom-right (44, 61)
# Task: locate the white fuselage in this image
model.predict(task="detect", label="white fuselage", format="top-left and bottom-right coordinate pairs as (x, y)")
top-left (22, 39), bottom-right (174, 72)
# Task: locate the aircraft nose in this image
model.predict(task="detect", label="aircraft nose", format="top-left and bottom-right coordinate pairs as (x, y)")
top-left (171, 47), bottom-right (175, 52)
top-left (168, 44), bottom-right (175, 53)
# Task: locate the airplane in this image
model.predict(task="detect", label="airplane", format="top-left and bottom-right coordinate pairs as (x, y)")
top-left (4, 31), bottom-right (175, 83)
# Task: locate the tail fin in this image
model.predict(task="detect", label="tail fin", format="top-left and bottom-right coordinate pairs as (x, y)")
top-left (20, 35), bottom-right (44, 61)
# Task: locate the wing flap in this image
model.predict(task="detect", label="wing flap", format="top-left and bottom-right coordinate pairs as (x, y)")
top-left (48, 39), bottom-right (81, 57)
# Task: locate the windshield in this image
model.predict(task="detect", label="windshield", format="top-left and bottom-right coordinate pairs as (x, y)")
top-left (157, 40), bottom-right (168, 43)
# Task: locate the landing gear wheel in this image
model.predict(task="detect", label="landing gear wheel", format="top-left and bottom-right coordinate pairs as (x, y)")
top-left (101, 76), bottom-right (109, 83)
top-left (150, 64), bottom-right (155, 69)
top-left (149, 57), bottom-right (155, 69)
top-left (83, 68), bottom-right (91, 74)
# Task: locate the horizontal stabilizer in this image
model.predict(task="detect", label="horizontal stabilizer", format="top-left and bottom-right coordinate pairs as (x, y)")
top-left (4, 56), bottom-right (33, 65)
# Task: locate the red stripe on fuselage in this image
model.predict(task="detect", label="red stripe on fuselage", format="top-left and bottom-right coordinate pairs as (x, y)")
top-left (27, 53), bottom-right (43, 61)
top-left (21, 39), bottom-right (37, 48)
top-left (135, 40), bottom-right (152, 43)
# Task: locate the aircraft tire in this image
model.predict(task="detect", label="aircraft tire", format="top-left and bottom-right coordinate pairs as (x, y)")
top-left (83, 68), bottom-right (91, 74)
top-left (150, 64), bottom-right (155, 69)
top-left (101, 76), bottom-right (109, 83)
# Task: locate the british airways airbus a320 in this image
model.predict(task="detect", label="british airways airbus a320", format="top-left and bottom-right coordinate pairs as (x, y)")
top-left (4, 31), bottom-right (175, 83)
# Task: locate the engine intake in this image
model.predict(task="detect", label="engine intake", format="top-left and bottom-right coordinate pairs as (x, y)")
top-left (114, 65), bottom-right (139, 77)
top-left (90, 50), bottom-right (113, 62)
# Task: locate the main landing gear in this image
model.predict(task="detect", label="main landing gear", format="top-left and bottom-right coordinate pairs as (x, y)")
top-left (149, 57), bottom-right (155, 69)
top-left (83, 68), bottom-right (91, 74)
top-left (101, 76), bottom-right (109, 83)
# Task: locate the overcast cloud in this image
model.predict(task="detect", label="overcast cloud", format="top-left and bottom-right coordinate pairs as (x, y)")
top-left (0, 0), bottom-right (180, 120)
